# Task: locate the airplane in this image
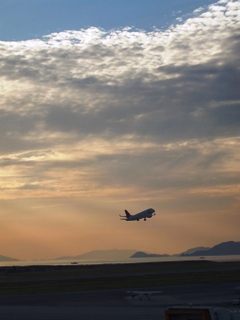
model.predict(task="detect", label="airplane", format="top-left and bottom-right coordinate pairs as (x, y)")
top-left (120, 208), bottom-right (155, 221)
top-left (127, 290), bottom-right (162, 300)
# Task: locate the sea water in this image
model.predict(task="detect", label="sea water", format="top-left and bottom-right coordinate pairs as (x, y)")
top-left (1, 255), bottom-right (240, 267)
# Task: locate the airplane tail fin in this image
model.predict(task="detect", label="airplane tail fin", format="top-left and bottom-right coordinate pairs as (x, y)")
top-left (124, 209), bottom-right (131, 218)
top-left (119, 209), bottom-right (131, 220)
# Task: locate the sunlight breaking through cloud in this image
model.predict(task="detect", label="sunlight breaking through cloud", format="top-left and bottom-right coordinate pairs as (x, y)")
top-left (0, 0), bottom-right (239, 259)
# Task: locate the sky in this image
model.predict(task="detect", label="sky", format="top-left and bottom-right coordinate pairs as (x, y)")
top-left (0, 0), bottom-right (240, 260)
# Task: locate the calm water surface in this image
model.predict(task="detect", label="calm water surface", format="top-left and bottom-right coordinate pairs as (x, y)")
top-left (1, 255), bottom-right (240, 267)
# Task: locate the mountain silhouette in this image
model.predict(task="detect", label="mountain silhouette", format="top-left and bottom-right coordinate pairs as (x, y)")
top-left (3, 240), bottom-right (238, 262)
top-left (181, 241), bottom-right (240, 256)
top-left (56, 249), bottom-right (137, 260)
top-left (0, 254), bottom-right (18, 262)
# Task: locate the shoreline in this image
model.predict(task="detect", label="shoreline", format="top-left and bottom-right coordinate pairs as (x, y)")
top-left (1, 254), bottom-right (240, 267)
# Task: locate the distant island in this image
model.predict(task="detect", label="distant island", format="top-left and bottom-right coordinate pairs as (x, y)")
top-left (130, 251), bottom-right (169, 258)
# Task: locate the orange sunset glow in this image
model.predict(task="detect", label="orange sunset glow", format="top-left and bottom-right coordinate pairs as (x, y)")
top-left (0, 0), bottom-right (240, 260)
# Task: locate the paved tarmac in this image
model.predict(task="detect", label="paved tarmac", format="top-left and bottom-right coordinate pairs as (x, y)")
top-left (0, 282), bottom-right (239, 320)
top-left (0, 305), bottom-right (164, 320)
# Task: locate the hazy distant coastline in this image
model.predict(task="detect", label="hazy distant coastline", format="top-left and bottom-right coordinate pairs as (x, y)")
top-left (1, 241), bottom-right (239, 263)
top-left (54, 241), bottom-right (240, 261)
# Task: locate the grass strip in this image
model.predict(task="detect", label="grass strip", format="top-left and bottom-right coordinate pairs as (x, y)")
top-left (1, 268), bottom-right (240, 295)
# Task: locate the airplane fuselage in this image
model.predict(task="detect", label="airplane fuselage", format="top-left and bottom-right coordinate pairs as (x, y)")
top-left (120, 208), bottom-right (155, 221)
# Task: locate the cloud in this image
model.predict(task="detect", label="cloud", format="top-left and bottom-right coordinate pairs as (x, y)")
top-left (0, 0), bottom-right (239, 205)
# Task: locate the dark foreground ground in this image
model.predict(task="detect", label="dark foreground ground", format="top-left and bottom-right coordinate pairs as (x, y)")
top-left (0, 260), bottom-right (240, 320)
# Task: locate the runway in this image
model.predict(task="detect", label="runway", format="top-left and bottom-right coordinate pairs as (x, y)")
top-left (1, 261), bottom-right (239, 319)
top-left (0, 305), bottom-right (163, 320)
top-left (0, 282), bottom-right (239, 320)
